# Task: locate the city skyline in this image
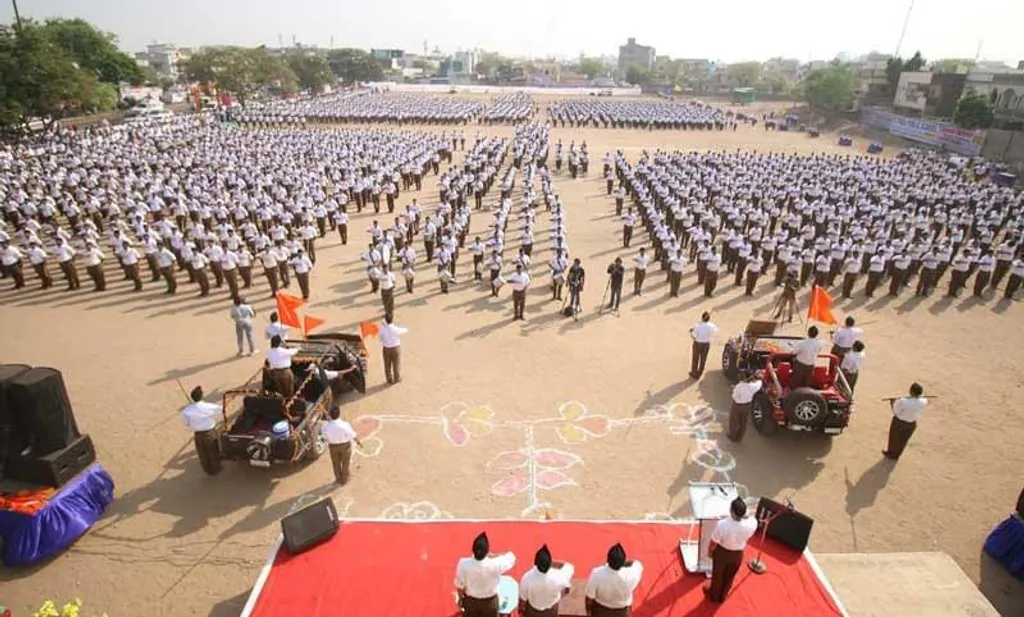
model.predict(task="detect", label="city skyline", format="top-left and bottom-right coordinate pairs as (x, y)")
top-left (2, 0), bottom-right (1022, 65)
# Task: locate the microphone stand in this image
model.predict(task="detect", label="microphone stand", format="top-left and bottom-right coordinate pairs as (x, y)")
top-left (748, 503), bottom-right (792, 574)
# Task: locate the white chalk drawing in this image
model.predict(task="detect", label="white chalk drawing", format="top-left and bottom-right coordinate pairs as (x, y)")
top-left (342, 400), bottom-right (745, 520)
top-left (381, 501), bottom-right (454, 520)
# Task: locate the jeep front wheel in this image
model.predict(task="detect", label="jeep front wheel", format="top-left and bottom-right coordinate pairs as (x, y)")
top-left (721, 346), bottom-right (739, 382)
top-left (751, 395), bottom-right (778, 436)
top-left (784, 388), bottom-right (828, 426)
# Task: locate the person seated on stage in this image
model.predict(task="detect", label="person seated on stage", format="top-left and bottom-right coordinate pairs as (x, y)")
top-left (704, 497), bottom-right (757, 603)
top-left (455, 532), bottom-right (517, 617)
top-left (584, 543), bottom-right (643, 617)
top-left (519, 544), bottom-right (574, 617)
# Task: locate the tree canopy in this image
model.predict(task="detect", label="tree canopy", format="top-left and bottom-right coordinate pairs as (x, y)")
top-left (886, 51), bottom-right (926, 93)
top-left (578, 57), bottom-right (605, 79)
top-left (179, 46), bottom-right (298, 104)
top-left (625, 63), bottom-right (651, 86)
top-left (804, 65), bottom-right (855, 111)
top-left (40, 18), bottom-right (146, 85)
top-left (725, 62), bottom-right (762, 88)
top-left (930, 58), bottom-right (974, 74)
top-left (326, 48), bottom-right (383, 84)
top-left (953, 91), bottom-right (994, 129)
top-left (285, 52), bottom-right (335, 92)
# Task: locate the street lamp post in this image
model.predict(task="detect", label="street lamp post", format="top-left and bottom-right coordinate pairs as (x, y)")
top-left (12, 0), bottom-right (22, 29)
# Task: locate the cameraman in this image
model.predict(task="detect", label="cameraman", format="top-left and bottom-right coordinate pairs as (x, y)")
top-left (567, 258), bottom-right (585, 313)
top-left (606, 257), bottom-right (625, 311)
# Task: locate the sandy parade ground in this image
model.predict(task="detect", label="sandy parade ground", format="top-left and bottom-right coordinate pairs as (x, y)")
top-left (1, 99), bottom-right (1022, 616)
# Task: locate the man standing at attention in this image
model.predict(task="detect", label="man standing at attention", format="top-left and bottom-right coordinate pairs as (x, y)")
top-left (380, 315), bottom-right (407, 385)
top-left (267, 335), bottom-right (299, 398)
top-left (728, 372), bottom-right (763, 442)
top-left (882, 382), bottom-right (928, 461)
top-left (829, 316), bottom-right (863, 364)
top-left (606, 257), bottom-right (625, 312)
top-left (378, 263), bottom-right (397, 320)
top-left (689, 312), bottom-right (718, 379)
top-left (633, 247), bottom-right (648, 296)
top-left (791, 326), bottom-right (822, 389)
top-left (455, 532), bottom-right (517, 617)
top-left (181, 386), bottom-right (223, 475)
top-left (230, 296), bottom-right (257, 357)
top-left (519, 545), bottom-right (574, 617)
top-left (508, 263), bottom-right (531, 321)
top-left (585, 543), bottom-right (643, 617)
top-left (322, 406), bottom-right (362, 485)
top-left (704, 497), bottom-right (757, 603)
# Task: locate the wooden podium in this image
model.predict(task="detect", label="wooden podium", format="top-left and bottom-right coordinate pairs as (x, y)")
top-left (679, 482), bottom-right (740, 575)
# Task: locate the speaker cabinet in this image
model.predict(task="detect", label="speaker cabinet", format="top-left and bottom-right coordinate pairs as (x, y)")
top-left (1017, 487), bottom-right (1024, 519)
top-left (6, 434), bottom-right (96, 487)
top-left (281, 498), bottom-right (339, 555)
top-left (0, 364), bottom-right (32, 469)
top-left (8, 367), bottom-right (81, 457)
top-left (756, 497), bottom-right (814, 553)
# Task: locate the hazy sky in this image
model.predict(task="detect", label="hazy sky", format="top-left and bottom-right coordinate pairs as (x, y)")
top-left (2, 0), bottom-right (1022, 64)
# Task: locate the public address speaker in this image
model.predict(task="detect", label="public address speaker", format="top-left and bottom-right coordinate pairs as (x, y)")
top-left (281, 498), bottom-right (339, 554)
top-left (7, 367), bottom-right (81, 457)
top-left (756, 497), bottom-right (814, 553)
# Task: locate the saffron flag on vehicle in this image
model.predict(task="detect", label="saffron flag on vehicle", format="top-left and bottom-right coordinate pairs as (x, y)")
top-left (807, 285), bottom-right (838, 325)
top-left (359, 321), bottom-right (379, 339)
top-left (275, 292), bottom-right (303, 328)
top-left (303, 315), bottom-right (326, 336)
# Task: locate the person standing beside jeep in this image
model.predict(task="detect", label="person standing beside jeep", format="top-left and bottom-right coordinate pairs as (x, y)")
top-left (882, 382), bottom-right (928, 461)
top-left (322, 406), bottom-right (361, 485)
top-left (728, 372), bottom-right (763, 442)
top-left (791, 326), bottom-right (822, 389)
top-left (689, 312), bottom-right (718, 379)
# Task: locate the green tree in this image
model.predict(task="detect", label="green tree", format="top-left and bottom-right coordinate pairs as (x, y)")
top-left (903, 51), bottom-right (926, 72)
top-left (886, 51), bottom-right (926, 93)
top-left (0, 22), bottom-right (93, 127)
top-left (804, 65), bottom-right (855, 111)
top-left (285, 52), bottom-right (333, 92)
top-left (578, 57), bottom-right (604, 79)
top-left (625, 63), bottom-right (651, 86)
top-left (931, 58), bottom-right (974, 73)
top-left (725, 62), bottom-right (762, 88)
top-left (179, 47), bottom-right (298, 104)
top-left (953, 91), bottom-right (994, 129)
top-left (39, 18), bottom-right (145, 85)
top-left (762, 74), bottom-right (792, 95)
top-left (326, 48), bottom-right (383, 84)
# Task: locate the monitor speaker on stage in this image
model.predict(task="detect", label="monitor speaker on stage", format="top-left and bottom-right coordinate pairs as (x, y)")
top-left (281, 498), bottom-right (339, 555)
top-left (5, 434), bottom-right (95, 487)
top-left (756, 497), bottom-right (814, 553)
top-left (7, 367), bottom-right (81, 458)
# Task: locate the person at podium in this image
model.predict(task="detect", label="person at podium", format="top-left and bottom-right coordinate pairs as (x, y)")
top-left (584, 543), bottom-right (643, 616)
top-left (519, 544), bottom-right (574, 617)
top-left (704, 497), bottom-right (757, 603)
top-left (455, 532), bottom-right (517, 617)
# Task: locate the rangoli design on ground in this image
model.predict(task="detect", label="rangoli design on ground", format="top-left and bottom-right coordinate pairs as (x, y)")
top-left (350, 399), bottom-right (744, 519)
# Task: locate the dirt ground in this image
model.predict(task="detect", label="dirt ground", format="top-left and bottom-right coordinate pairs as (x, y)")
top-left (0, 107), bottom-right (1021, 617)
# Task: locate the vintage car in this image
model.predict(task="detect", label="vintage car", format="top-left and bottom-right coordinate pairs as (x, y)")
top-left (721, 320), bottom-right (854, 436)
top-left (196, 333), bottom-right (368, 475)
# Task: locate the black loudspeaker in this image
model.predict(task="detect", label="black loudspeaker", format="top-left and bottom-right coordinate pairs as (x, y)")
top-left (8, 367), bottom-right (81, 457)
top-left (6, 434), bottom-right (96, 487)
top-left (0, 364), bottom-right (32, 470)
top-left (1016, 487), bottom-right (1024, 519)
top-left (756, 497), bottom-right (814, 552)
top-left (281, 498), bottom-right (339, 554)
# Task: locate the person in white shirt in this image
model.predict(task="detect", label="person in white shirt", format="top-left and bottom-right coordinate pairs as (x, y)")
top-left (321, 405), bottom-right (362, 485)
top-left (291, 248), bottom-right (314, 300)
top-left (507, 263), bottom-right (531, 320)
top-left (728, 372), bottom-right (763, 442)
top-left (829, 316), bottom-right (863, 363)
top-left (230, 296), bottom-right (258, 356)
top-left (791, 326), bottom-right (822, 389)
top-left (585, 543), bottom-right (643, 617)
top-left (839, 340), bottom-right (865, 392)
top-left (265, 312), bottom-right (288, 343)
top-left (704, 497), bottom-right (757, 603)
top-left (53, 237), bottom-right (81, 290)
top-left (82, 241), bottom-right (106, 292)
top-left (377, 263), bottom-right (397, 319)
top-left (455, 532), bottom-right (516, 617)
top-left (622, 208), bottom-right (636, 247)
top-left (519, 545), bottom-right (574, 617)
top-left (26, 241), bottom-right (53, 289)
top-left (667, 249), bottom-right (686, 297)
top-left (632, 248), bottom-right (649, 296)
top-left (266, 335), bottom-right (299, 398)
top-left (259, 247), bottom-right (280, 296)
top-left (883, 382), bottom-right (928, 461)
top-left (689, 312), bottom-right (718, 379)
top-left (181, 386), bottom-right (224, 475)
top-left (380, 315), bottom-right (407, 384)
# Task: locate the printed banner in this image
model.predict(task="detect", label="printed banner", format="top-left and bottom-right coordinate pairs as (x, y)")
top-left (937, 126), bottom-right (986, 156)
top-left (888, 116), bottom-right (942, 143)
top-left (860, 107), bottom-right (985, 156)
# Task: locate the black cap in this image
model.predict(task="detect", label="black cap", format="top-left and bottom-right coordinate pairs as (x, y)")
top-left (535, 544), bottom-right (552, 573)
top-left (730, 497), bottom-right (747, 519)
top-left (472, 532), bottom-right (489, 560)
top-left (190, 386), bottom-right (203, 402)
top-left (607, 543), bottom-right (626, 570)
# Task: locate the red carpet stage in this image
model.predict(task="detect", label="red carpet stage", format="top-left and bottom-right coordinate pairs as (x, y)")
top-left (242, 520), bottom-right (847, 617)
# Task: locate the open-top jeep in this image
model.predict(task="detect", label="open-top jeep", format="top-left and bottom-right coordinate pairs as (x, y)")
top-left (722, 320), bottom-right (855, 436)
top-left (196, 333), bottom-right (368, 475)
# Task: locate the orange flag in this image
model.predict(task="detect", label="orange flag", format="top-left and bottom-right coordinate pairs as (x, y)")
top-left (359, 321), bottom-right (380, 339)
top-left (303, 315), bottom-right (325, 336)
top-left (807, 285), bottom-right (838, 325)
top-left (275, 293), bottom-right (303, 328)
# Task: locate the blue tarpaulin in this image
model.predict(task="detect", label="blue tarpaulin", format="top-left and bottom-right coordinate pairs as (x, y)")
top-left (0, 463), bottom-right (114, 566)
top-left (984, 515), bottom-right (1024, 579)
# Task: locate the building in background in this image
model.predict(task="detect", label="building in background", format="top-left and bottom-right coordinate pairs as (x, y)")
top-left (134, 44), bottom-right (191, 79)
top-left (964, 72), bottom-right (1024, 127)
top-left (893, 72), bottom-right (967, 119)
top-left (618, 38), bottom-right (655, 73)
top-left (850, 53), bottom-right (892, 100)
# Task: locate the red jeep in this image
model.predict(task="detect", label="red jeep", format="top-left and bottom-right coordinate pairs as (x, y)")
top-left (750, 351), bottom-right (854, 436)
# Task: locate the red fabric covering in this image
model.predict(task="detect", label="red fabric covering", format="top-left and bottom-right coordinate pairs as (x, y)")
top-left (249, 520), bottom-right (843, 617)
